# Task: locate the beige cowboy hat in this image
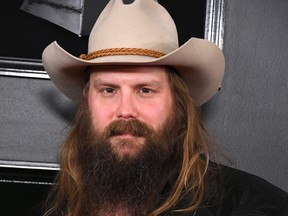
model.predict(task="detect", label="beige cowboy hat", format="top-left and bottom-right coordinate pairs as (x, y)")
top-left (42, 0), bottom-right (225, 106)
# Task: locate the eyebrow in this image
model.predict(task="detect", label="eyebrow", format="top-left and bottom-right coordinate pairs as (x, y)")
top-left (91, 79), bottom-right (162, 87)
top-left (134, 81), bottom-right (162, 89)
top-left (91, 79), bottom-right (118, 90)
top-left (92, 79), bottom-right (111, 86)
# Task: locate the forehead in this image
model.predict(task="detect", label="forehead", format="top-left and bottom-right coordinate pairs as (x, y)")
top-left (87, 65), bottom-right (170, 82)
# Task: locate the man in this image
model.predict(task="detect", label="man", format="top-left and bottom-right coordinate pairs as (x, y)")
top-left (41, 0), bottom-right (288, 215)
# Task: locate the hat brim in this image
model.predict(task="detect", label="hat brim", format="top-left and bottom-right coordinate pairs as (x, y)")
top-left (42, 38), bottom-right (225, 106)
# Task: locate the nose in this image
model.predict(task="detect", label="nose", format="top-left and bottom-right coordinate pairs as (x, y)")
top-left (116, 92), bottom-right (138, 119)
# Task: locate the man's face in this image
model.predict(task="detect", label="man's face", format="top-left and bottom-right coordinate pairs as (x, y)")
top-left (86, 65), bottom-right (175, 159)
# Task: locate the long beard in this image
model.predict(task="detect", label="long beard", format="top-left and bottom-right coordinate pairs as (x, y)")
top-left (75, 101), bottom-right (183, 215)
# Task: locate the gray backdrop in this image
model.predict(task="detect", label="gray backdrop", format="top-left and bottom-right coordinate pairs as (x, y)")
top-left (0, 0), bottom-right (287, 192)
top-left (202, 0), bottom-right (288, 192)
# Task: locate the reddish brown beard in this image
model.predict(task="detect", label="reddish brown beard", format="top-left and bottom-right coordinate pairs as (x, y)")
top-left (74, 100), bottom-right (183, 215)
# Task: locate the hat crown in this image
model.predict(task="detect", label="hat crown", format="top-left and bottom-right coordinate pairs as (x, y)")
top-left (42, 0), bottom-right (225, 105)
top-left (88, 0), bottom-right (179, 54)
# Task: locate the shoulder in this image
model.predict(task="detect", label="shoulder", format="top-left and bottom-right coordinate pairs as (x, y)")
top-left (219, 164), bottom-right (287, 199)
top-left (201, 163), bottom-right (288, 216)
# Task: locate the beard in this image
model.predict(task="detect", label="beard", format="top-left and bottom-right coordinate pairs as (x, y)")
top-left (75, 100), bottom-right (183, 215)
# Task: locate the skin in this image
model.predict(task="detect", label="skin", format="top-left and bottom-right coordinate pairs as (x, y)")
top-left (85, 65), bottom-right (174, 159)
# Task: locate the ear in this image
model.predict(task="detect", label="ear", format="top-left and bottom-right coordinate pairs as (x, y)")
top-left (82, 80), bottom-right (90, 98)
top-left (83, 66), bottom-right (91, 98)
top-left (82, 83), bottom-right (89, 98)
top-left (83, 86), bottom-right (87, 98)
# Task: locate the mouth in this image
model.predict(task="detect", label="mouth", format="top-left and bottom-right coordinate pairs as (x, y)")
top-left (112, 132), bottom-right (144, 140)
top-left (110, 129), bottom-right (141, 137)
top-left (109, 134), bottom-right (146, 159)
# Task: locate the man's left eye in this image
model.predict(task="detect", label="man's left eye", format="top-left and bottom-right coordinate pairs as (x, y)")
top-left (139, 88), bottom-right (151, 93)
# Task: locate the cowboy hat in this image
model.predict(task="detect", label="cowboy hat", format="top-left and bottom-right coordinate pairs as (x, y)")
top-left (42, 0), bottom-right (225, 106)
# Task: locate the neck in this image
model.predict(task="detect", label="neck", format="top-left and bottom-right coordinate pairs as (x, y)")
top-left (97, 203), bottom-right (136, 216)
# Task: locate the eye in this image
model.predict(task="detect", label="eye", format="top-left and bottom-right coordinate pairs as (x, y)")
top-left (139, 87), bottom-right (152, 94)
top-left (102, 87), bottom-right (116, 94)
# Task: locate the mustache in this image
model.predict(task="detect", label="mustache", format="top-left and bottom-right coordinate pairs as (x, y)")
top-left (105, 120), bottom-right (153, 138)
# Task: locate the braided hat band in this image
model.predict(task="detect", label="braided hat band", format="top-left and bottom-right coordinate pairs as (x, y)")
top-left (80, 48), bottom-right (166, 60)
top-left (42, 0), bottom-right (225, 105)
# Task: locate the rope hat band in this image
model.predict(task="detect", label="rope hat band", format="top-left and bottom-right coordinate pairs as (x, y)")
top-left (42, 0), bottom-right (225, 105)
top-left (79, 48), bottom-right (166, 60)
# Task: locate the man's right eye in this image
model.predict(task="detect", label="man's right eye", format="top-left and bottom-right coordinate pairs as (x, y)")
top-left (102, 87), bottom-right (115, 94)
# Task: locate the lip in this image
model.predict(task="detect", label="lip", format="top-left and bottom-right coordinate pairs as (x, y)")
top-left (114, 133), bottom-right (136, 139)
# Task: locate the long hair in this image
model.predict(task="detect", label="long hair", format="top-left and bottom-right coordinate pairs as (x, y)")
top-left (150, 68), bottom-right (213, 215)
top-left (44, 67), bottom-right (214, 216)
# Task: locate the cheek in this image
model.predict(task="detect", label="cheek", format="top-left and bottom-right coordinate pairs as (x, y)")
top-left (88, 100), bottom-right (114, 131)
top-left (141, 99), bottom-right (174, 129)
